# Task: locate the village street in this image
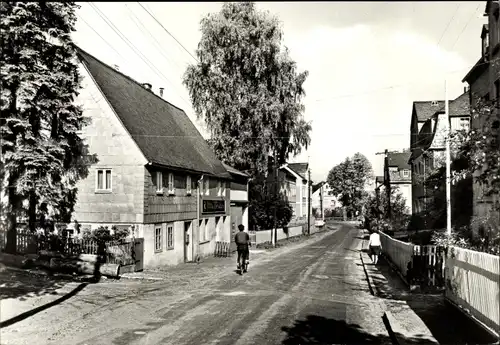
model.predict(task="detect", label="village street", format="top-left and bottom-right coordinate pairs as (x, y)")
top-left (1, 224), bottom-right (394, 345)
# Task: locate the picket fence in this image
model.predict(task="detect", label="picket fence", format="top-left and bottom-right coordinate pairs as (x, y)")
top-left (0, 230), bottom-right (139, 267)
top-left (380, 231), bottom-right (499, 336)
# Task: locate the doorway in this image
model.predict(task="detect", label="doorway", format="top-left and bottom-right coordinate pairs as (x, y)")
top-left (184, 221), bottom-right (193, 263)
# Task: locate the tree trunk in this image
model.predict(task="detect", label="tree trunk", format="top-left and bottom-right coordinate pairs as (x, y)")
top-left (28, 190), bottom-right (37, 232)
top-left (5, 177), bottom-right (18, 254)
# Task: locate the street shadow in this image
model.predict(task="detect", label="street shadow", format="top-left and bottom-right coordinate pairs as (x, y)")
top-left (370, 258), bottom-right (497, 345)
top-left (0, 269), bottom-right (67, 301)
top-left (0, 282), bottom-right (88, 328)
top-left (281, 314), bottom-right (439, 345)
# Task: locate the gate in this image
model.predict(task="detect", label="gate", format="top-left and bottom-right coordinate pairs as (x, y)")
top-left (408, 245), bottom-right (446, 289)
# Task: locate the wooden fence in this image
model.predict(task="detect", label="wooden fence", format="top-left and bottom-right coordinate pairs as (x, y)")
top-left (379, 231), bottom-right (499, 337)
top-left (0, 230), bottom-right (141, 269)
top-left (445, 246), bottom-right (500, 335)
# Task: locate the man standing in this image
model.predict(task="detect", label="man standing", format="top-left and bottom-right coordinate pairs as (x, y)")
top-left (234, 224), bottom-right (251, 272)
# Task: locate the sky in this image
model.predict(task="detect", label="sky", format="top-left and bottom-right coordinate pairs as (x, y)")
top-left (72, 2), bottom-right (487, 183)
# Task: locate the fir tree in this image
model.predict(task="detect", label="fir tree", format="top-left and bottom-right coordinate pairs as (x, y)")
top-left (1, 2), bottom-right (96, 253)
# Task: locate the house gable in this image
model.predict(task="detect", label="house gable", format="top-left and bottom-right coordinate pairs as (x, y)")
top-left (72, 60), bottom-right (148, 226)
top-left (75, 46), bottom-right (229, 179)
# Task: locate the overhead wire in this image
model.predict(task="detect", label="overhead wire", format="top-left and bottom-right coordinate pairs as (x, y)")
top-left (87, 2), bottom-right (192, 109)
top-left (437, 3), bottom-right (461, 47)
top-left (451, 3), bottom-right (482, 50)
top-left (136, 2), bottom-right (199, 63)
top-left (124, 3), bottom-right (184, 71)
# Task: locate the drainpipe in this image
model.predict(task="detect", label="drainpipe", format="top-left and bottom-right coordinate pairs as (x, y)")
top-left (196, 175), bottom-right (204, 261)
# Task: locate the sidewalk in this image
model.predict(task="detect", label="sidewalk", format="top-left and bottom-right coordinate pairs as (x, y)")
top-left (0, 265), bottom-right (86, 325)
top-left (359, 239), bottom-right (498, 345)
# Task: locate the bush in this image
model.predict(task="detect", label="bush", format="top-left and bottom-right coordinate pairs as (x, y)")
top-left (82, 226), bottom-right (129, 243)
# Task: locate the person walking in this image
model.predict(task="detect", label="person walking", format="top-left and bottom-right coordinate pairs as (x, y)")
top-left (234, 224), bottom-right (251, 272)
top-left (367, 229), bottom-right (382, 264)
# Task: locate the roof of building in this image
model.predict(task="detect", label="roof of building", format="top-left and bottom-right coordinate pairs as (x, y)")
top-left (413, 101), bottom-right (445, 122)
top-left (409, 119), bottom-right (434, 162)
top-left (387, 152), bottom-right (411, 170)
top-left (287, 163), bottom-right (309, 180)
top-left (222, 163), bottom-right (250, 178)
top-left (462, 56), bottom-right (489, 84)
top-left (443, 91), bottom-right (470, 117)
top-left (312, 181), bottom-right (326, 194)
top-left (76, 46), bottom-right (229, 178)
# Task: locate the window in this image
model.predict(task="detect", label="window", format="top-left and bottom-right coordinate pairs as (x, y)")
top-left (166, 224), bottom-right (174, 249)
top-left (204, 177), bottom-right (210, 196)
top-left (403, 170), bottom-right (410, 178)
top-left (199, 219), bottom-right (209, 243)
top-left (186, 175), bottom-right (192, 195)
top-left (96, 169), bottom-right (112, 191)
top-left (155, 171), bottom-right (163, 194)
top-left (221, 181), bottom-right (226, 196)
top-left (168, 173), bottom-right (175, 195)
top-left (154, 225), bottom-right (162, 252)
top-left (217, 180), bottom-right (222, 196)
top-left (482, 32), bottom-right (489, 56)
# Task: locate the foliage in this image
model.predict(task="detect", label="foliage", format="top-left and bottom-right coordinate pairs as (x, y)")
top-left (82, 226), bottom-right (129, 243)
top-left (363, 186), bottom-right (410, 231)
top-left (451, 99), bottom-right (500, 201)
top-left (431, 222), bottom-right (499, 255)
top-left (326, 153), bottom-right (373, 218)
top-left (1, 2), bottom-right (97, 252)
top-left (416, 99), bottom-right (499, 253)
top-left (184, 2), bottom-right (311, 175)
top-left (249, 178), bottom-right (293, 230)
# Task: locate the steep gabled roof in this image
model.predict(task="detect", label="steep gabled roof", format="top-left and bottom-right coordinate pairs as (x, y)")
top-left (76, 46), bottom-right (229, 178)
top-left (413, 101), bottom-right (445, 122)
top-left (436, 91), bottom-right (470, 117)
top-left (387, 152), bottom-right (411, 170)
top-left (287, 163), bottom-right (309, 180)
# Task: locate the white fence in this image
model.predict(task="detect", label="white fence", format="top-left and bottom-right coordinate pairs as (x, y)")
top-left (445, 246), bottom-right (500, 335)
top-left (379, 231), bottom-right (414, 277)
top-left (250, 226), bottom-right (305, 245)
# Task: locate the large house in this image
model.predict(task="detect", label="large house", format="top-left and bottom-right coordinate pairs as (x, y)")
top-left (462, 0), bottom-right (500, 238)
top-left (71, 46), bottom-right (246, 268)
top-left (279, 162), bottom-right (312, 222)
top-left (383, 151), bottom-right (412, 215)
top-left (408, 92), bottom-right (471, 225)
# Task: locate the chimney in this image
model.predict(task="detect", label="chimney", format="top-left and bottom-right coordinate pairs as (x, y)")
top-left (159, 87), bottom-right (164, 97)
top-left (114, 64), bottom-right (119, 71)
top-left (142, 83), bottom-right (152, 91)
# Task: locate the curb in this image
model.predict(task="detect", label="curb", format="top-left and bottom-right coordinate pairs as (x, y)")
top-left (359, 251), bottom-right (375, 296)
top-left (383, 311), bottom-right (439, 345)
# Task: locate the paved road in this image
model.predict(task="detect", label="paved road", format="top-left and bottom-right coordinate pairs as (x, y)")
top-left (1, 224), bottom-right (392, 345)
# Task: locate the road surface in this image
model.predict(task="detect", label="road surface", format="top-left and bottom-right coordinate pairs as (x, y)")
top-left (1, 223), bottom-right (392, 345)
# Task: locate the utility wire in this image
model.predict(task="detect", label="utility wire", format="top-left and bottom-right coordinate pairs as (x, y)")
top-left (437, 3), bottom-right (461, 47)
top-left (451, 3), bottom-right (482, 50)
top-left (88, 3), bottom-right (192, 109)
top-left (124, 3), bottom-right (183, 71)
top-left (136, 2), bottom-right (199, 63)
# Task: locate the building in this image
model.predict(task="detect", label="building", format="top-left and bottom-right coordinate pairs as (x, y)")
top-left (71, 47), bottom-right (234, 268)
top-left (311, 182), bottom-right (337, 215)
top-left (408, 92), bottom-right (471, 225)
top-left (279, 162), bottom-right (312, 223)
top-left (383, 151), bottom-right (412, 215)
top-left (462, 0), bottom-right (500, 238)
